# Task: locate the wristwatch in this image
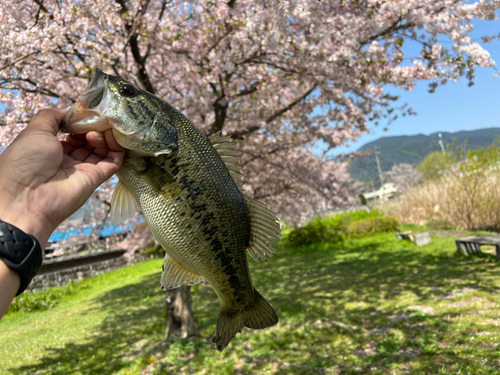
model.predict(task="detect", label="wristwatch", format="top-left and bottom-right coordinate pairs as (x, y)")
top-left (0, 220), bottom-right (43, 295)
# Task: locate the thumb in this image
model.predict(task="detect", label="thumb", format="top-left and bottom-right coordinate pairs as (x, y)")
top-left (26, 109), bottom-right (69, 136)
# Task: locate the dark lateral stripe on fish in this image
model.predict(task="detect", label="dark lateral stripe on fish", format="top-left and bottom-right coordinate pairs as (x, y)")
top-left (200, 212), bottom-right (216, 227)
top-left (213, 250), bottom-right (245, 305)
top-left (139, 159), bottom-right (181, 199)
top-left (177, 175), bottom-right (195, 189)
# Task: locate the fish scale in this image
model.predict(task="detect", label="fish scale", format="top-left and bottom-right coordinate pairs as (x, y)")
top-left (60, 68), bottom-right (280, 351)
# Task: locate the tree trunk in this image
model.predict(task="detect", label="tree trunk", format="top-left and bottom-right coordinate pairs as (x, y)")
top-left (164, 284), bottom-right (198, 340)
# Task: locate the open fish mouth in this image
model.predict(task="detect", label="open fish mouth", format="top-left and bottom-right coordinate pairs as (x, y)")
top-left (60, 68), bottom-right (111, 133)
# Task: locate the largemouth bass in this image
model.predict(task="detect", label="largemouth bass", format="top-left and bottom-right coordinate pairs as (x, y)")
top-left (60, 68), bottom-right (280, 351)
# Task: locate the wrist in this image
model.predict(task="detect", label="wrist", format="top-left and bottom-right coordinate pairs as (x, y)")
top-left (0, 220), bottom-right (44, 295)
top-left (0, 212), bottom-right (51, 249)
top-left (0, 192), bottom-right (53, 248)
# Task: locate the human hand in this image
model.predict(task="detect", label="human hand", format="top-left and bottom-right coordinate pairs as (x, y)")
top-left (0, 109), bottom-right (125, 248)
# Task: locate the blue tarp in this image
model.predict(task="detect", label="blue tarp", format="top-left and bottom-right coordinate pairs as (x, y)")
top-left (49, 223), bottom-right (132, 242)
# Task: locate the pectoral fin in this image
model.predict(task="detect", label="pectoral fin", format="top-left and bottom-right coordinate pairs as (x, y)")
top-left (110, 180), bottom-right (141, 224)
top-left (160, 252), bottom-right (205, 290)
top-left (245, 197), bottom-right (281, 263)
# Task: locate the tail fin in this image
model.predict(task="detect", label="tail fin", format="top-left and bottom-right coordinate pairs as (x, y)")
top-left (215, 289), bottom-right (278, 352)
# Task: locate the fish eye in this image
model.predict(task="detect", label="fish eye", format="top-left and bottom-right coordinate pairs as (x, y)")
top-left (119, 84), bottom-right (136, 96)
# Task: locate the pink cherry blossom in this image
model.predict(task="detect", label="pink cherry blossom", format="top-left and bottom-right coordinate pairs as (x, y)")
top-left (0, 0), bottom-right (499, 228)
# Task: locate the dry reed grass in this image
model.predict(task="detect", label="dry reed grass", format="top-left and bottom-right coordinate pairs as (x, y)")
top-left (383, 173), bottom-right (500, 230)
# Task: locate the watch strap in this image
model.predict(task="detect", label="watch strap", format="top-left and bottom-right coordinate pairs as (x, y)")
top-left (0, 221), bottom-right (43, 295)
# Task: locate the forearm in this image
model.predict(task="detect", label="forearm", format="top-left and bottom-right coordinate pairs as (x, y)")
top-left (0, 203), bottom-right (50, 320)
top-left (0, 259), bottom-right (20, 319)
top-left (0, 212), bottom-right (47, 320)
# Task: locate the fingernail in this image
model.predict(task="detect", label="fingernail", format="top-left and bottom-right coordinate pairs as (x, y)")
top-left (89, 131), bottom-right (103, 139)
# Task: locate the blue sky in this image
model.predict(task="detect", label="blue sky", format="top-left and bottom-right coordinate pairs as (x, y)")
top-left (331, 17), bottom-right (500, 155)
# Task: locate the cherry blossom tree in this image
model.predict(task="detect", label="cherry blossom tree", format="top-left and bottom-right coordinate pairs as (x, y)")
top-left (2, 0), bottom-right (500, 222)
top-left (382, 163), bottom-right (422, 192)
top-left (1, 0), bottom-right (499, 339)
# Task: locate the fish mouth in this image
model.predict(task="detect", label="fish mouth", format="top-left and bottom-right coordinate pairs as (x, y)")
top-left (60, 68), bottom-right (111, 133)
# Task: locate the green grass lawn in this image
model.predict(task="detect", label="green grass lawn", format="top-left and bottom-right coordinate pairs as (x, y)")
top-left (2, 228), bottom-right (500, 374)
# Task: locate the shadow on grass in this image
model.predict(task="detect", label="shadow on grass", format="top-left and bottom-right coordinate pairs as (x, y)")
top-left (10, 273), bottom-right (162, 374)
top-left (10, 234), bottom-right (500, 374)
top-left (248, 236), bottom-right (500, 373)
top-left (10, 268), bottom-right (223, 375)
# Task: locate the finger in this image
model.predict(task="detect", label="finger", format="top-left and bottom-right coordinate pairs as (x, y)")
top-left (61, 141), bottom-right (75, 155)
top-left (64, 134), bottom-right (87, 150)
top-left (69, 147), bottom-right (94, 162)
top-left (85, 147), bottom-right (124, 169)
top-left (83, 140), bottom-right (98, 151)
top-left (27, 109), bottom-right (68, 136)
top-left (77, 150), bottom-right (123, 184)
top-left (84, 153), bottom-right (105, 166)
top-left (92, 146), bottom-right (112, 159)
top-left (86, 132), bottom-right (107, 149)
top-left (104, 129), bottom-right (125, 152)
top-left (60, 153), bottom-right (81, 169)
top-left (96, 153), bottom-right (124, 179)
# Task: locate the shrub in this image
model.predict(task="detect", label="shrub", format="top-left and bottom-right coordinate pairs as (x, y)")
top-left (140, 241), bottom-right (165, 257)
top-left (348, 216), bottom-right (399, 238)
top-left (287, 210), bottom-right (388, 247)
top-left (417, 151), bottom-right (456, 181)
top-left (7, 281), bottom-right (84, 314)
top-left (385, 173), bottom-right (500, 231)
top-left (338, 209), bottom-right (382, 222)
top-left (288, 218), bottom-right (347, 247)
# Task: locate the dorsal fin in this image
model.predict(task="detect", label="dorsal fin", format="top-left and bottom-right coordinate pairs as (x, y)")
top-left (209, 131), bottom-right (244, 190)
top-left (208, 131), bottom-right (281, 262)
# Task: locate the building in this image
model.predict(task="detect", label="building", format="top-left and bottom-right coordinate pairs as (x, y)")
top-left (360, 183), bottom-right (400, 204)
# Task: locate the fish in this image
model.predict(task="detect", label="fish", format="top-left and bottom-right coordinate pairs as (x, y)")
top-left (60, 68), bottom-right (280, 351)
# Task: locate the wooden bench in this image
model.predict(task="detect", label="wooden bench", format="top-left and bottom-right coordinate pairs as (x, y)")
top-left (455, 236), bottom-right (500, 259)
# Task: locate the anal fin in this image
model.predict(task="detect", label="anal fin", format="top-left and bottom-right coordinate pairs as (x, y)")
top-left (160, 252), bottom-right (205, 290)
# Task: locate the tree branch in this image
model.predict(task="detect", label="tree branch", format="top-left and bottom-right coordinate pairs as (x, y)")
top-left (158, 0), bottom-right (169, 21)
top-left (116, 0), bottom-right (156, 94)
top-left (266, 83), bottom-right (318, 123)
top-left (360, 18), bottom-right (415, 46)
top-left (230, 83), bottom-right (318, 139)
top-left (237, 84), bottom-right (259, 97)
top-left (0, 51), bottom-right (38, 72)
top-left (31, 0), bottom-right (48, 13)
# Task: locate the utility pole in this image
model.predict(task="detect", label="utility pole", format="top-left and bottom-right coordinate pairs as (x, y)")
top-left (374, 147), bottom-right (384, 187)
top-left (438, 133), bottom-right (446, 154)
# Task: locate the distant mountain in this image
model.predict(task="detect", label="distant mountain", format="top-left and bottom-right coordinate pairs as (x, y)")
top-left (348, 128), bottom-right (500, 184)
